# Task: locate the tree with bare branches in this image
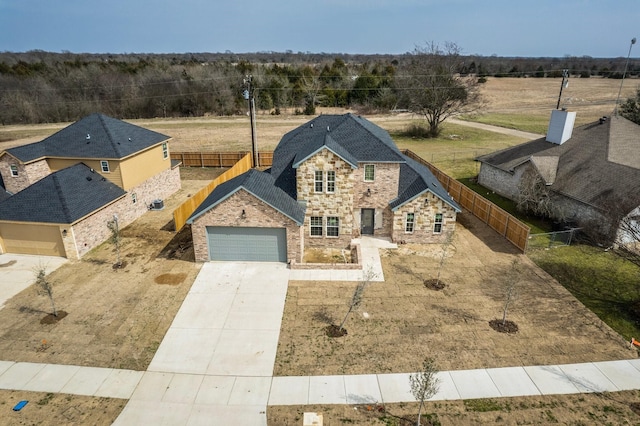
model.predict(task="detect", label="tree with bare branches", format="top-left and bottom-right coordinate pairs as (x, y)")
top-left (398, 42), bottom-right (481, 137)
top-left (409, 357), bottom-right (440, 426)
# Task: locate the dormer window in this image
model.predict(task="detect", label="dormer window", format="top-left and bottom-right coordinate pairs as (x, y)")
top-left (100, 161), bottom-right (110, 173)
top-left (9, 164), bottom-right (18, 177)
top-left (364, 164), bottom-right (375, 182)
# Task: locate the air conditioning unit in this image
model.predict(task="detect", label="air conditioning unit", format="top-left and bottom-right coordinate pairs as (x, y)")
top-left (150, 199), bottom-right (164, 210)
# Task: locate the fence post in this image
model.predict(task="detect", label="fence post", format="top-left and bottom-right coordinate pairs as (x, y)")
top-left (486, 203), bottom-right (492, 225)
top-left (504, 215), bottom-right (510, 236)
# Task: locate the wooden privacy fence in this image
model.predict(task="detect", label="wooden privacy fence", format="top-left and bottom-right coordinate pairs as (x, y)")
top-left (402, 149), bottom-right (530, 252)
top-left (171, 151), bottom-right (274, 168)
top-left (173, 153), bottom-right (253, 230)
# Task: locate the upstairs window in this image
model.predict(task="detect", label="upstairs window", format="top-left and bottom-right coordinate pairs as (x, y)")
top-left (405, 213), bottom-right (415, 233)
top-left (9, 164), bottom-right (18, 177)
top-left (100, 161), bottom-right (110, 173)
top-left (314, 171), bottom-right (323, 193)
top-left (326, 171), bottom-right (336, 193)
top-left (433, 213), bottom-right (443, 233)
top-left (364, 164), bottom-right (375, 181)
top-left (310, 216), bottom-right (323, 236)
top-left (326, 216), bottom-right (339, 237)
top-left (162, 142), bottom-right (168, 159)
top-left (131, 193), bottom-right (137, 204)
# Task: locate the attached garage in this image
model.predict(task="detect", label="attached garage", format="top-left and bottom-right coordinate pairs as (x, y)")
top-left (0, 223), bottom-right (66, 257)
top-left (207, 226), bottom-right (287, 262)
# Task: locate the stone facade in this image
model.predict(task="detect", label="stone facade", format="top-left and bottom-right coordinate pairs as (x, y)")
top-left (477, 163), bottom-right (527, 200)
top-left (391, 192), bottom-right (457, 244)
top-left (190, 190), bottom-right (302, 263)
top-left (0, 156), bottom-right (51, 194)
top-left (297, 149), bottom-right (355, 249)
top-left (352, 163), bottom-right (400, 237)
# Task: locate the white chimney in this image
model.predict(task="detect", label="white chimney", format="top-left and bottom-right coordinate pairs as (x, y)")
top-left (546, 109), bottom-right (576, 145)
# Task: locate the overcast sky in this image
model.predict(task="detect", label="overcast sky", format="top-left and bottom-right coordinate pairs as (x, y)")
top-left (1, 0), bottom-right (638, 57)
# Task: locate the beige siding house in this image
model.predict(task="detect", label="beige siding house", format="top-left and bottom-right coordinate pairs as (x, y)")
top-left (0, 113), bottom-right (181, 258)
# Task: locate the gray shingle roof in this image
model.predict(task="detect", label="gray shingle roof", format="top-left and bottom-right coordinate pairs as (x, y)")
top-left (477, 116), bottom-right (640, 212)
top-left (0, 163), bottom-right (126, 224)
top-left (391, 154), bottom-right (461, 212)
top-left (6, 113), bottom-right (169, 163)
top-left (187, 169), bottom-right (306, 225)
top-left (270, 113), bottom-right (406, 197)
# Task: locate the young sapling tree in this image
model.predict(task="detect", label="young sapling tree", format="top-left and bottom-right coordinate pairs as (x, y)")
top-left (409, 357), bottom-right (440, 426)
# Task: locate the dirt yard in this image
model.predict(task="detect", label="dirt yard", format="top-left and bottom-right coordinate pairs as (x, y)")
top-left (0, 167), bottom-right (223, 371)
top-left (274, 211), bottom-right (634, 377)
top-left (268, 391), bottom-right (640, 425)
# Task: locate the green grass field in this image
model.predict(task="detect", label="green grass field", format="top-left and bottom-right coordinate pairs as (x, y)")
top-left (529, 245), bottom-right (640, 343)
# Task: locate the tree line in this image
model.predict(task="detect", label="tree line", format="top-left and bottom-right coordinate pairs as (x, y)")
top-left (0, 50), bottom-right (638, 125)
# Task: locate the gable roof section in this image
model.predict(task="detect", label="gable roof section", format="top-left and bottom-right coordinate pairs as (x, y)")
top-left (0, 163), bottom-right (126, 224)
top-left (187, 169), bottom-right (305, 225)
top-left (390, 154), bottom-right (461, 212)
top-left (270, 113), bottom-right (406, 198)
top-left (292, 132), bottom-right (358, 169)
top-left (6, 113), bottom-right (169, 163)
top-left (477, 116), bottom-right (640, 213)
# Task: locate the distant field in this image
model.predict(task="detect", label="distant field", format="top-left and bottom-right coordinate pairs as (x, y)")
top-left (1, 77), bottom-right (635, 159)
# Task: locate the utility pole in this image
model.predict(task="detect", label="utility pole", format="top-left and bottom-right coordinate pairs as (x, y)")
top-left (556, 69), bottom-right (569, 109)
top-left (615, 37), bottom-right (637, 116)
top-left (243, 75), bottom-right (259, 167)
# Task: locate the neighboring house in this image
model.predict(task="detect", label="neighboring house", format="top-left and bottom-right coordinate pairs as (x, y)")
top-left (0, 113), bottom-right (181, 258)
top-left (476, 110), bottom-right (640, 243)
top-left (187, 113), bottom-right (461, 263)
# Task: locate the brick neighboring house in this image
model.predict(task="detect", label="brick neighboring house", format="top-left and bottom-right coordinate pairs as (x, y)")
top-left (0, 113), bottom-right (181, 258)
top-left (188, 113), bottom-right (460, 263)
top-left (476, 111), bottom-right (640, 244)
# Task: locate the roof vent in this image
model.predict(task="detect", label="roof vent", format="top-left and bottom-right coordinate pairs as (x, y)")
top-left (310, 123), bottom-right (313, 128)
top-left (86, 134), bottom-right (91, 140)
top-left (86, 176), bottom-right (92, 181)
top-left (327, 126), bottom-right (330, 132)
top-left (90, 168), bottom-right (94, 173)
top-left (128, 137), bottom-right (131, 141)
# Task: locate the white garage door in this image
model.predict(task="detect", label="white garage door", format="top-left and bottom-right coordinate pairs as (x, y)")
top-left (206, 226), bottom-right (287, 262)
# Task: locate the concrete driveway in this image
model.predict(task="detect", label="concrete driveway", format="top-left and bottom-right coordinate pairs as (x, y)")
top-left (115, 261), bottom-right (290, 425)
top-left (0, 253), bottom-right (68, 309)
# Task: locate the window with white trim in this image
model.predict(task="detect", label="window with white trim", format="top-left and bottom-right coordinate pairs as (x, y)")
top-left (310, 216), bottom-right (323, 236)
top-left (405, 212), bottom-right (415, 233)
top-left (326, 171), bottom-right (336, 193)
top-left (433, 213), bottom-right (443, 233)
top-left (314, 171), bottom-right (323, 193)
top-left (326, 216), bottom-right (339, 237)
top-left (100, 161), bottom-right (110, 173)
top-left (9, 164), bottom-right (18, 177)
top-left (162, 142), bottom-right (168, 159)
top-left (364, 164), bottom-right (375, 181)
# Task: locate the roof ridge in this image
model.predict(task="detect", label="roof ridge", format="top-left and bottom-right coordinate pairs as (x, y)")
top-left (349, 113), bottom-right (404, 161)
top-left (52, 169), bottom-right (73, 223)
top-left (97, 114), bottom-right (123, 158)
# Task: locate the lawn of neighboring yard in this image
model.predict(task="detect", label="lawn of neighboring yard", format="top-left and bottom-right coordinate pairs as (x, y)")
top-left (528, 244), bottom-right (640, 343)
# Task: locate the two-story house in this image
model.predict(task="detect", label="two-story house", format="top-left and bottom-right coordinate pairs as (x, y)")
top-left (187, 113), bottom-right (460, 263)
top-left (0, 113), bottom-right (181, 258)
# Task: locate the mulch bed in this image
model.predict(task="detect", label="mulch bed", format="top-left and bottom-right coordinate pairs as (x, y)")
top-left (424, 278), bottom-right (446, 290)
top-left (489, 319), bottom-right (519, 334)
top-left (40, 311), bottom-right (68, 325)
top-left (325, 324), bottom-right (348, 338)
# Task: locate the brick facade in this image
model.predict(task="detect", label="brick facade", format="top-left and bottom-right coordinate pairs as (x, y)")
top-left (0, 156), bottom-right (51, 194)
top-left (64, 165), bottom-right (181, 259)
top-left (190, 190), bottom-right (302, 263)
top-left (391, 192), bottom-right (457, 244)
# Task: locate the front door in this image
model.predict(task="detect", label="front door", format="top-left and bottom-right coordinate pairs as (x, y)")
top-left (361, 209), bottom-right (375, 235)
